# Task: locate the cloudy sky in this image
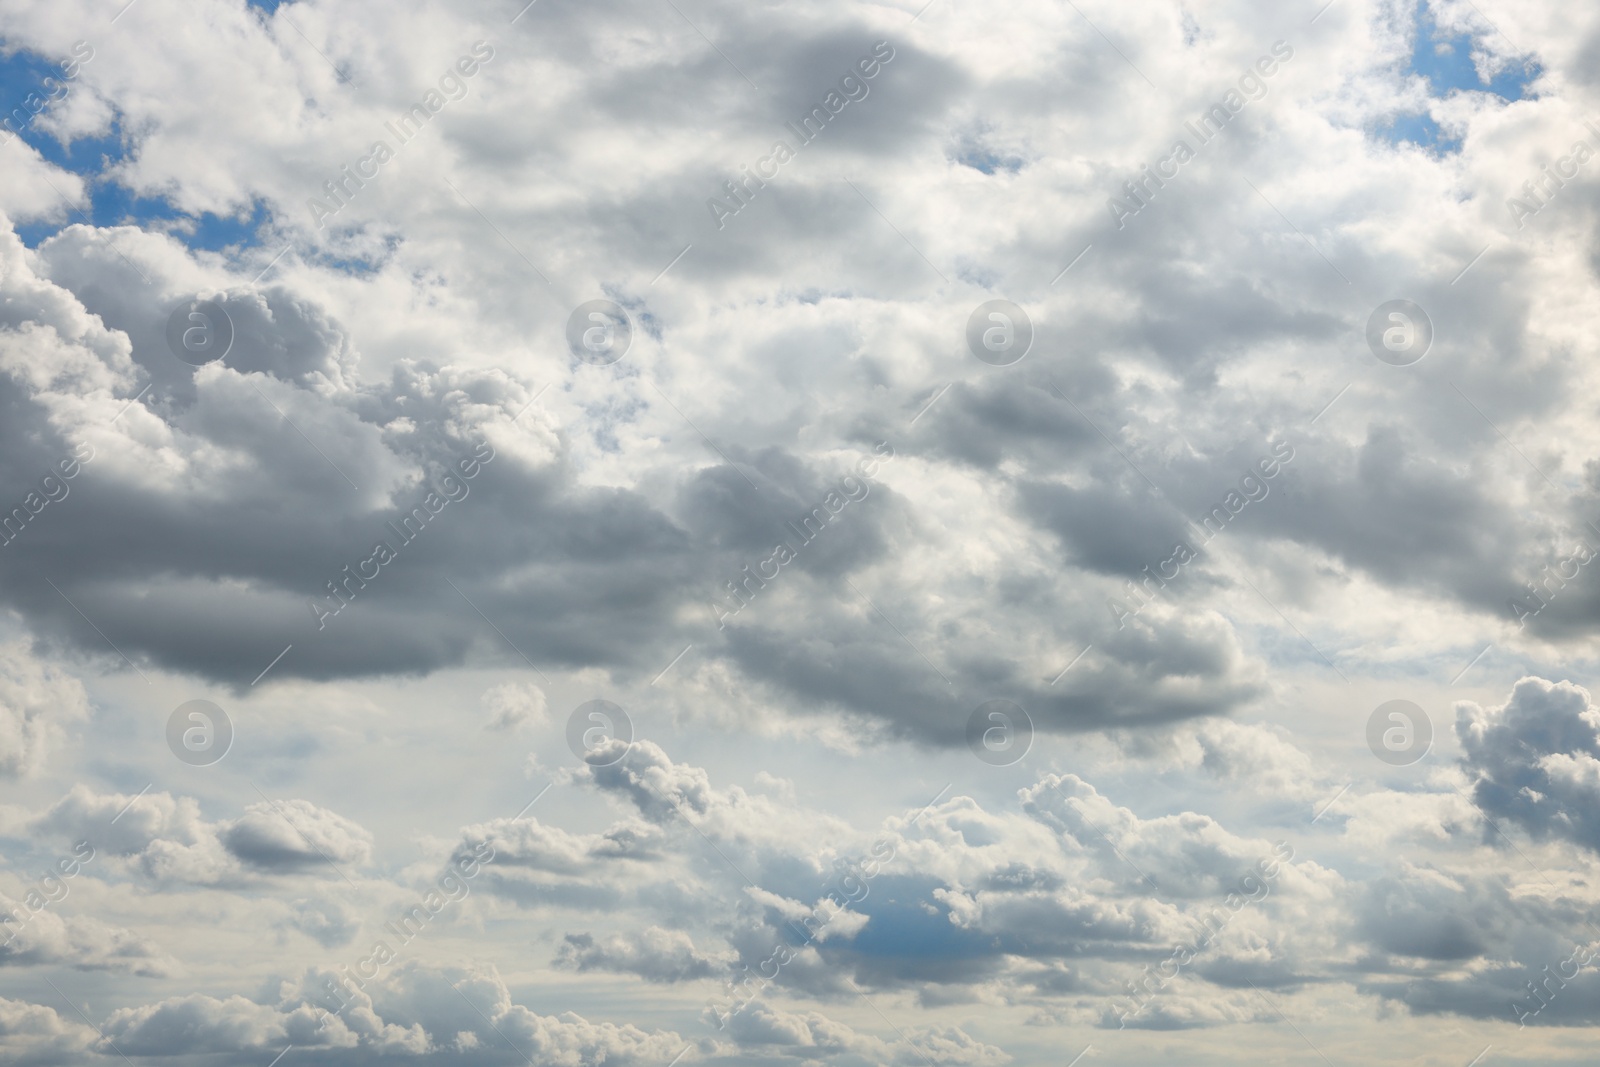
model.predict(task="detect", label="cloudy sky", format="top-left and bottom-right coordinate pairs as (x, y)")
top-left (0, 0), bottom-right (1599, 1063)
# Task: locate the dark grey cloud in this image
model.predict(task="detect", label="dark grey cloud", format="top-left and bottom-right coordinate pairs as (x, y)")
top-left (1458, 676), bottom-right (1600, 852)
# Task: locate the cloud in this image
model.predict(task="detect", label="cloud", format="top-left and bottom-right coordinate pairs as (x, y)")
top-left (93, 962), bottom-right (692, 1062)
top-left (222, 799), bottom-right (374, 872)
top-left (31, 785), bottom-right (372, 885)
top-left (0, 641), bottom-right (90, 778)
top-left (718, 999), bottom-right (1008, 1065)
top-left (482, 681), bottom-right (547, 731)
top-left (100, 994), bottom-right (311, 1057)
top-left (555, 926), bottom-right (722, 983)
top-left (0, 901), bottom-right (174, 977)
top-left (1458, 676), bottom-right (1600, 852)
top-left (0, 996), bottom-right (96, 1067)
top-left (279, 896), bottom-right (362, 949)
top-left (1, 0), bottom-right (1600, 1058)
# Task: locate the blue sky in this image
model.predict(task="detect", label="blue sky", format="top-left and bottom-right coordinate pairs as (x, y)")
top-left (3, 0), bottom-right (1600, 1062)
top-left (0, 39), bottom-right (267, 251)
top-left (1385, 0), bottom-right (1540, 151)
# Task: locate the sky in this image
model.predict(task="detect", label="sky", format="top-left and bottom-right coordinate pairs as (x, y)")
top-left (0, 0), bottom-right (1597, 1064)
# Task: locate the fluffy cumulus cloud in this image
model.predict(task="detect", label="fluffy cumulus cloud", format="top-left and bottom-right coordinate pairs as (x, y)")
top-left (0, 0), bottom-right (1599, 1061)
top-left (1458, 677), bottom-right (1600, 850)
top-left (97, 963), bottom-right (691, 1063)
top-left (30, 785), bottom-right (373, 885)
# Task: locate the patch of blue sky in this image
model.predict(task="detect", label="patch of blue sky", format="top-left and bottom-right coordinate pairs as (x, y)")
top-left (1, 44), bottom-right (271, 253)
top-left (17, 186), bottom-right (272, 255)
top-left (1380, 0), bottom-right (1540, 152)
top-left (955, 147), bottom-right (1023, 175)
top-left (0, 44), bottom-right (123, 172)
top-left (299, 235), bottom-right (400, 278)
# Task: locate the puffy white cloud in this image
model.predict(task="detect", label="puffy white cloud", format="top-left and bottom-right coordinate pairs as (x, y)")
top-left (0, 901), bottom-right (174, 977)
top-left (32, 785), bottom-right (372, 884)
top-left (0, 995), bottom-right (97, 1066)
top-left (91, 961), bottom-right (691, 1062)
top-left (0, 642), bottom-right (89, 778)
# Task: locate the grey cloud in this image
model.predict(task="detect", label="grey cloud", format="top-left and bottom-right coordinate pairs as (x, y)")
top-left (1458, 676), bottom-right (1600, 852)
top-left (555, 927), bottom-right (721, 983)
top-left (280, 897), bottom-right (361, 949)
top-left (32, 786), bottom-right (371, 885)
top-left (92, 962), bottom-right (691, 1063)
top-left (1354, 873), bottom-right (1500, 961)
top-left (0, 641), bottom-right (89, 778)
top-left (0, 904), bottom-right (175, 977)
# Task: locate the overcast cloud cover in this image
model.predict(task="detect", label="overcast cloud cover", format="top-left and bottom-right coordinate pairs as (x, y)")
top-left (0, 0), bottom-right (1598, 1063)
